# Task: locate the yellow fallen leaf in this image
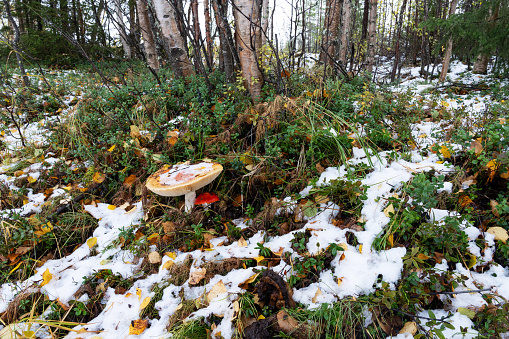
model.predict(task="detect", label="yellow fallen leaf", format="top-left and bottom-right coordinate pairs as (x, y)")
top-left (384, 204), bottom-right (395, 217)
top-left (162, 260), bottom-right (174, 270)
top-left (87, 237), bottom-right (97, 248)
top-left (107, 205), bottom-right (116, 210)
top-left (467, 253), bottom-right (477, 269)
top-left (337, 277), bottom-right (343, 286)
top-left (8, 262), bottom-right (22, 275)
top-left (41, 268), bottom-right (52, 287)
top-left (130, 125), bottom-right (142, 139)
top-left (486, 227), bottom-right (508, 243)
top-left (388, 234), bottom-right (394, 248)
top-left (359, 244), bottom-right (363, 253)
top-left (238, 273), bottom-right (260, 289)
top-left (27, 175), bottom-right (37, 183)
top-left (129, 319), bottom-right (148, 335)
top-left (312, 288), bottom-right (322, 303)
top-left (165, 252), bottom-right (177, 260)
top-left (257, 315), bottom-right (265, 320)
top-left (207, 280), bottom-right (227, 303)
top-left (486, 159), bottom-right (498, 172)
top-left (238, 237), bottom-right (247, 247)
top-left (136, 288), bottom-right (142, 300)
top-left (93, 172), bottom-right (106, 184)
top-left (41, 222), bottom-right (53, 235)
top-left (139, 297), bottom-right (151, 310)
top-left (99, 259), bottom-right (110, 265)
top-left (253, 256), bottom-right (265, 264)
top-left (107, 145), bottom-right (116, 152)
top-left (440, 145), bottom-right (451, 158)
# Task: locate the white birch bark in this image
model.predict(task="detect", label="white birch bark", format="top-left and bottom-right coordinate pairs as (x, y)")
top-left (153, 0), bottom-right (195, 78)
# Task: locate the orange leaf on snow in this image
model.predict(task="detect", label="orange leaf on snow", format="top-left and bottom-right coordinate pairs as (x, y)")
top-left (41, 268), bottom-right (53, 287)
top-left (129, 319), bottom-right (148, 335)
top-left (139, 297), bottom-right (151, 310)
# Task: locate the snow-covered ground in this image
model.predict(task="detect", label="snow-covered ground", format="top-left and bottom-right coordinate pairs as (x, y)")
top-left (0, 62), bottom-right (508, 338)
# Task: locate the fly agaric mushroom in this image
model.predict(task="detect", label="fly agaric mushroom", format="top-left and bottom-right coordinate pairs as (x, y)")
top-left (146, 162), bottom-right (223, 212)
top-left (195, 192), bottom-right (220, 206)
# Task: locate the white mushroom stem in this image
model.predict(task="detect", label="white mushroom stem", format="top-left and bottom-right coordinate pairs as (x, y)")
top-left (184, 191), bottom-right (196, 212)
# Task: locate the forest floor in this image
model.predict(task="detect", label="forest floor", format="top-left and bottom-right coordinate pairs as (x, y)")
top-left (0, 60), bottom-right (509, 339)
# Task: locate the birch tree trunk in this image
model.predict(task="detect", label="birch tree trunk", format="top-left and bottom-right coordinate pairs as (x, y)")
top-left (115, 0), bottom-right (132, 58)
top-left (233, 0), bottom-right (263, 102)
top-left (261, 0), bottom-right (269, 45)
top-left (153, 0), bottom-right (195, 77)
top-left (365, 0), bottom-right (377, 73)
top-left (439, 0), bottom-right (459, 82)
top-left (339, 0), bottom-right (352, 65)
top-left (136, 0), bottom-right (159, 71)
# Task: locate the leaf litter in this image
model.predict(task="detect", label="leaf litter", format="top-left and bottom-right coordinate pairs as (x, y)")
top-left (0, 62), bottom-right (508, 338)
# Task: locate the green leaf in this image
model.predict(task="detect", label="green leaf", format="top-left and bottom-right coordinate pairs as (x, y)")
top-left (302, 200), bottom-right (318, 218)
top-left (428, 310), bottom-right (436, 320)
top-left (458, 307), bottom-right (476, 319)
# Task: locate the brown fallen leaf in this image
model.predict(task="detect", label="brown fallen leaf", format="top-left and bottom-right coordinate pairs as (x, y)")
top-left (189, 268), bottom-right (207, 285)
top-left (399, 321), bottom-right (417, 335)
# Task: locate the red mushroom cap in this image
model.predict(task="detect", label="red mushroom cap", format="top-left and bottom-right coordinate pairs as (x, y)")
top-left (195, 192), bottom-right (220, 205)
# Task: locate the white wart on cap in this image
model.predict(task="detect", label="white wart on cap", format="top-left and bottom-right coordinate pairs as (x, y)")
top-left (146, 162), bottom-right (223, 212)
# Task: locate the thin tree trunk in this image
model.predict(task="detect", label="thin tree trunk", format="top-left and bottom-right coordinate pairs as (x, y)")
top-left (261, 0), bottom-right (269, 45)
top-left (320, 0), bottom-right (342, 66)
top-left (190, 0), bottom-right (206, 73)
top-left (390, 0), bottom-right (408, 82)
top-left (365, 0), bottom-right (377, 73)
top-left (115, 0), bottom-right (132, 58)
top-left (339, 0), bottom-right (352, 65)
top-left (3, 0), bottom-right (30, 89)
top-left (439, 0), bottom-right (459, 82)
top-left (203, 0), bottom-right (214, 68)
top-left (137, 0), bottom-right (159, 71)
top-left (232, 0), bottom-right (264, 102)
top-left (212, 0), bottom-right (237, 82)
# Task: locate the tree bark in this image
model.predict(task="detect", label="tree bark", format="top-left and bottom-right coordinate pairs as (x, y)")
top-left (232, 0), bottom-right (264, 102)
top-left (3, 0), bottom-right (31, 88)
top-left (212, 0), bottom-right (236, 82)
top-left (115, 0), bottom-right (132, 58)
top-left (203, 0), bottom-right (214, 68)
top-left (339, 0), bottom-right (352, 65)
top-left (473, 6), bottom-right (498, 74)
top-left (190, 0), bottom-right (206, 73)
top-left (365, 0), bottom-right (377, 73)
top-left (152, 0), bottom-right (194, 77)
top-left (439, 0), bottom-right (459, 82)
top-left (136, 0), bottom-right (159, 71)
top-left (390, 0), bottom-right (408, 82)
top-left (319, 0), bottom-right (342, 66)
top-left (261, 0), bottom-right (269, 45)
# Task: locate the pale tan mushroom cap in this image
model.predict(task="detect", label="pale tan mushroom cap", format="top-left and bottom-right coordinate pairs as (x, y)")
top-left (146, 162), bottom-right (223, 196)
